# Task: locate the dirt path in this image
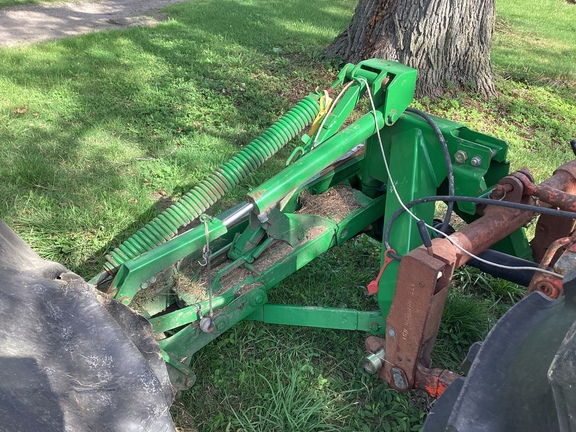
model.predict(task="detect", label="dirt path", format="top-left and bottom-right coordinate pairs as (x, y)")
top-left (0, 0), bottom-right (189, 47)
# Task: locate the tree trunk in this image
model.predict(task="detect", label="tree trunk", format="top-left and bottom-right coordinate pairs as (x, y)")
top-left (325, 0), bottom-right (497, 98)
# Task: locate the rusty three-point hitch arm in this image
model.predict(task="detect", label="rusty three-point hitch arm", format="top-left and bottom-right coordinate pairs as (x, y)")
top-left (367, 161), bottom-right (576, 397)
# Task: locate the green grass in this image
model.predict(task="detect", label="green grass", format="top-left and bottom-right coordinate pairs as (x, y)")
top-left (0, 0), bottom-right (354, 275)
top-left (183, 323), bottom-right (426, 432)
top-left (181, 237), bottom-right (427, 432)
top-left (493, 0), bottom-right (576, 86)
top-left (0, 0), bottom-right (575, 430)
top-left (433, 267), bottom-right (525, 371)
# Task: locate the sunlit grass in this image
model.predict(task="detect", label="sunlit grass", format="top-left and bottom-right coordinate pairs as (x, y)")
top-left (493, 0), bottom-right (576, 85)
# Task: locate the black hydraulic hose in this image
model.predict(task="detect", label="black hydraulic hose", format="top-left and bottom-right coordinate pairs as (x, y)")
top-left (467, 249), bottom-right (538, 287)
top-left (384, 195), bottom-right (576, 261)
top-left (406, 108), bottom-right (455, 234)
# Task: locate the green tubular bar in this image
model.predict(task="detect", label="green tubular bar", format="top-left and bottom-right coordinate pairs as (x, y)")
top-left (247, 109), bottom-right (385, 215)
top-left (102, 94), bottom-right (321, 274)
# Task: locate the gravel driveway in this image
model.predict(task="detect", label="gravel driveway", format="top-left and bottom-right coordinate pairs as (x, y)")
top-left (0, 0), bottom-right (188, 47)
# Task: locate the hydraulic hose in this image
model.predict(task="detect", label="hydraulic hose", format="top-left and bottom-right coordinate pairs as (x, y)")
top-left (102, 94), bottom-right (320, 275)
top-left (405, 107), bottom-right (455, 234)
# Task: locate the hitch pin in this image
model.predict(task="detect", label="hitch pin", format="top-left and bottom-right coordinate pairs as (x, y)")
top-left (367, 249), bottom-right (396, 295)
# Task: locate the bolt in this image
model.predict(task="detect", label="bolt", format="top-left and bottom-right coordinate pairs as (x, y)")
top-left (388, 329), bottom-right (396, 337)
top-left (184, 375), bottom-right (196, 389)
top-left (471, 156), bottom-right (483, 167)
top-left (257, 212), bottom-right (269, 223)
top-left (536, 281), bottom-right (560, 299)
top-left (249, 291), bottom-right (265, 306)
top-left (199, 316), bottom-right (214, 333)
top-left (364, 349), bottom-right (386, 374)
top-left (391, 367), bottom-right (409, 390)
top-left (139, 282), bottom-right (148, 290)
top-left (214, 315), bottom-right (230, 332)
top-left (454, 150), bottom-right (468, 164)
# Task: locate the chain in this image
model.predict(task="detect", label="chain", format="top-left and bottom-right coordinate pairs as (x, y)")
top-left (199, 215), bottom-right (214, 332)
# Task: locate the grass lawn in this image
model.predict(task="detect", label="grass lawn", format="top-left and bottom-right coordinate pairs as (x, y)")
top-left (0, 0), bottom-right (575, 430)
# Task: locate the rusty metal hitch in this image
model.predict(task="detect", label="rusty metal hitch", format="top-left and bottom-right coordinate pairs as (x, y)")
top-left (379, 162), bottom-right (576, 398)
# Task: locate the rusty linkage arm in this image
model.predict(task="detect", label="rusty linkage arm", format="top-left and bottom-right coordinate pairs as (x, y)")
top-left (522, 161), bottom-right (576, 299)
top-left (376, 161), bottom-right (576, 397)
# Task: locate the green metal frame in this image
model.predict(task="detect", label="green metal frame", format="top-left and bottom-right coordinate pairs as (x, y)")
top-left (100, 59), bottom-right (531, 390)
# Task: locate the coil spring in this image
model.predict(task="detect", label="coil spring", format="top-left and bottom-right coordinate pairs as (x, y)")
top-left (103, 95), bottom-right (320, 273)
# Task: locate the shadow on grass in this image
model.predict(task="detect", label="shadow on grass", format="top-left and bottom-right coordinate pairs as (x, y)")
top-left (3, 0), bottom-right (573, 277)
top-left (0, 0), bottom-right (354, 275)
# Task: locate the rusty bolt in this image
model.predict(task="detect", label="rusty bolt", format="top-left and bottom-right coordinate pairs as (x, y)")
top-left (491, 183), bottom-right (514, 200)
top-left (536, 281), bottom-right (561, 299)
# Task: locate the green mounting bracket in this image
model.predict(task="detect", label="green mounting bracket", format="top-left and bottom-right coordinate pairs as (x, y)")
top-left (345, 59), bottom-right (417, 125)
top-left (109, 216), bottom-right (227, 305)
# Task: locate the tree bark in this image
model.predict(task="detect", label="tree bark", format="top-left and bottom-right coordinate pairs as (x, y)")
top-left (325, 0), bottom-right (497, 98)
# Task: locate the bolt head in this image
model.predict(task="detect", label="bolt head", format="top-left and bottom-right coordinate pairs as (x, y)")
top-left (184, 375), bottom-right (196, 388)
top-left (214, 315), bottom-right (230, 331)
top-left (471, 156), bottom-right (483, 167)
top-left (391, 367), bottom-right (408, 390)
top-left (454, 150), bottom-right (468, 164)
top-left (199, 317), bottom-right (214, 333)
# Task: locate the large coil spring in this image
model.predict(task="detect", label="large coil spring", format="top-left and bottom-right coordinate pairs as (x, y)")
top-left (103, 95), bottom-right (320, 273)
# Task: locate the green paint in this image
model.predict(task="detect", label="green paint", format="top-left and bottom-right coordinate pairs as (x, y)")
top-left (106, 60), bottom-right (532, 390)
